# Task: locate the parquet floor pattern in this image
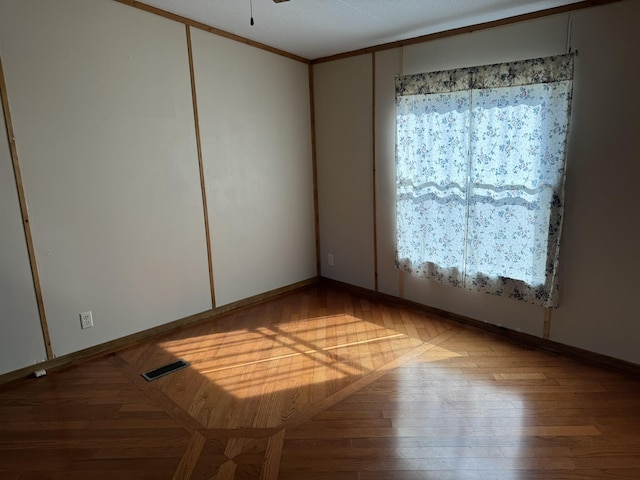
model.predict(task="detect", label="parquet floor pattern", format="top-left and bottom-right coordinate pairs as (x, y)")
top-left (1, 284), bottom-right (640, 479)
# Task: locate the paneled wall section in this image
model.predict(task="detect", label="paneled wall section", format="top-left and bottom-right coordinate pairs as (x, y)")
top-left (0, 0), bottom-right (315, 374)
top-left (1, 0), bottom-right (638, 375)
top-left (314, 1), bottom-right (640, 365)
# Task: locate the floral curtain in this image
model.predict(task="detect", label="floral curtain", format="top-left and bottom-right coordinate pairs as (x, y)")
top-left (395, 54), bottom-right (574, 308)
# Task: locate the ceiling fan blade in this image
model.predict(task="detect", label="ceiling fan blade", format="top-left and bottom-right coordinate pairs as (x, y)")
top-left (273, 0), bottom-right (290, 3)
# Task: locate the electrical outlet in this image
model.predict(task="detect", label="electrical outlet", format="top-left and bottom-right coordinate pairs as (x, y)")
top-left (80, 311), bottom-right (93, 329)
top-left (328, 253), bottom-right (334, 266)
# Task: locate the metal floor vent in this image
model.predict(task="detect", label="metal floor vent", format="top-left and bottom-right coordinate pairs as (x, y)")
top-left (141, 359), bottom-right (190, 381)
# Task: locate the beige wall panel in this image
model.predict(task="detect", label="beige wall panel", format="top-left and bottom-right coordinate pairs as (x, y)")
top-left (550, 0), bottom-right (640, 364)
top-left (190, 29), bottom-right (316, 307)
top-left (403, 14), bottom-right (570, 74)
top-left (374, 48), bottom-right (401, 297)
top-left (404, 277), bottom-right (545, 336)
top-left (314, 55), bottom-right (375, 290)
top-left (0, 94), bottom-right (47, 374)
top-left (0, 0), bottom-right (211, 357)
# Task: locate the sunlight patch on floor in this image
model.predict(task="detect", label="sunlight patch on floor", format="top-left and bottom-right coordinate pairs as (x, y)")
top-left (156, 314), bottom-right (422, 400)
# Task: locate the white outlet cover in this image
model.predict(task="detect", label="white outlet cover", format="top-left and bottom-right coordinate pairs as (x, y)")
top-left (80, 311), bottom-right (93, 329)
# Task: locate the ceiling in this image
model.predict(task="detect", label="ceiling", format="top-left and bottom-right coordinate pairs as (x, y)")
top-left (139, 0), bottom-right (583, 60)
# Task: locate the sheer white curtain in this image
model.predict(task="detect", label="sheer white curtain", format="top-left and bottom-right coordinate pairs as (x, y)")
top-left (396, 55), bottom-right (574, 307)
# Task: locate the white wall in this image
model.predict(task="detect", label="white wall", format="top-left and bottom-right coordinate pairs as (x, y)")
top-left (191, 29), bottom-right (316, 306)
top-left (0, 0), bottom-right (316, 371)
top-left (314, 55), bottom-right (375, 290)
top-left (315, 0), bottom-right (640, 364)
top-left (0, 0), bottom-right (212, 357)
top-left (551, 1), bottom-right (640, 361)
top-left (0, 96), bottom-right (47, 374)
top-left (1, 0), bottom-right (637, 375)
top-left (374, 48), bottom-right (402, 298)
top-left (402, 14), bottom-right (570, 74)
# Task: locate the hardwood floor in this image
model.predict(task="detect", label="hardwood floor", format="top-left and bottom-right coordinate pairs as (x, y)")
top-left (1, 284), bottom-right (640, 479)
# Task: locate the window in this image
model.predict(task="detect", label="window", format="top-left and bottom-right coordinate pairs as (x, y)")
top-left (395, 55), bottom-right (574, 307)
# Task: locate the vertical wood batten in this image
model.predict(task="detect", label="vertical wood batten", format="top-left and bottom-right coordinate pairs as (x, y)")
top-left (0, 55), bottom-right (53, 359)
top-left (372, 52), bottom-right (379, 292)
top-left (397, 48), bottom-right (404, 300)
top-left (544, 307), bottom-right (552, 339)
top-left (308, 63), bottom-right (321, 276)
top-left (186, 25), bottom-right (216, 308)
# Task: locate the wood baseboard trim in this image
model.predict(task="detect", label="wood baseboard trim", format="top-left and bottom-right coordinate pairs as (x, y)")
top-left (319, 276), bottom-right (640, 377)
top-left (0, 277), bottom-right (319, 386)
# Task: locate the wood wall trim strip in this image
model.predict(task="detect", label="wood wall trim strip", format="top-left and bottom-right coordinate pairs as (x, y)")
top-left (371, 52), bottom-right (378, 292)
top-left (311, 0), bottom-right (622, 64)
top-left (0, 277), bottom-right (318, 386)
top-left (113, 0), bottom-right (621, 66)
top-left (308, 64), bottom-right (321, 276)
top-left (0, 56), bottom-right (54, 360)
top-left (113, 0), bottom-right (310, 64)
top-left (186, 25), bottom-right (216, 308)
top-left (320, 277), bottom-right (640, 377)
top-left (544, 307), bottom-right (552, 339)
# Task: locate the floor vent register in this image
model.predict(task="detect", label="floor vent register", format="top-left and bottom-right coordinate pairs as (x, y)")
top-left (141, 359), bottom-right (190, 381)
